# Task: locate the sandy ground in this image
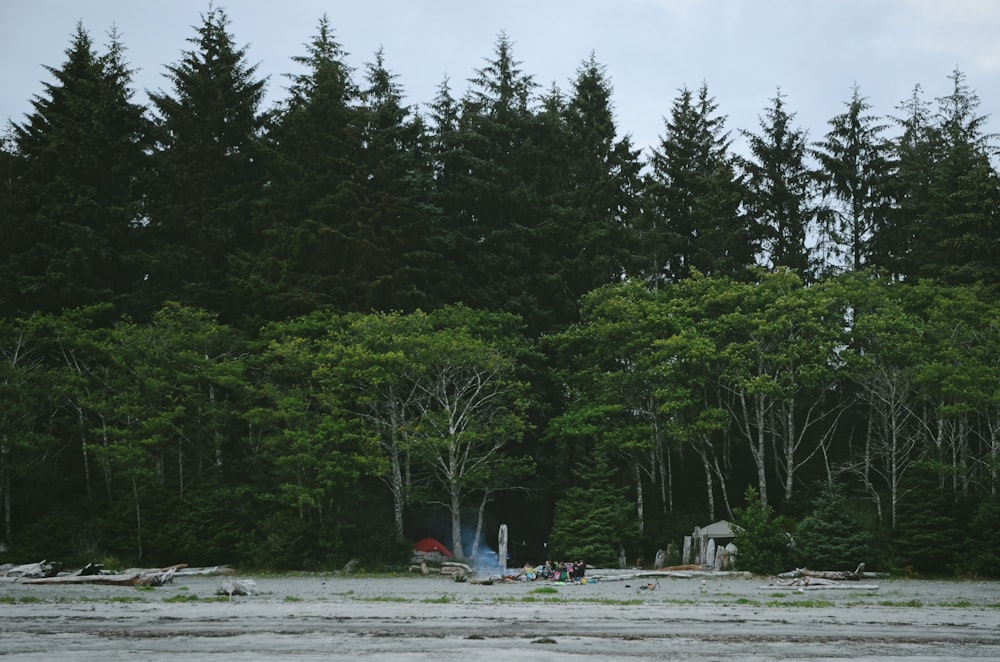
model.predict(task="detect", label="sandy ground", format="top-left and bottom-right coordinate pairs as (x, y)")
top-left (1, 570), bottom-right (999, 660)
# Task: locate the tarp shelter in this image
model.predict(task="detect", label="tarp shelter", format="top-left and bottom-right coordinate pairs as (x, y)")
top-left (412, 537), bottom-right (453, 557)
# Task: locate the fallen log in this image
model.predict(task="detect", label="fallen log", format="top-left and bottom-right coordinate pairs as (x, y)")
top-left (767, 576), bottom-right (879, 591)
top-left (766, 582), bottom-right (880, 591)
top-left (21, 573), bottom-right (146, 586)
top-left (776, 562), bottom-right (886, 581)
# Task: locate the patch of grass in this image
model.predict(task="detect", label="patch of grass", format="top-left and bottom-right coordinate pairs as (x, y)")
top-left (17, 596), bottom-right (42, 604)
top-left (283, 595), bottom-right (303, 602)
top-left (579, 598), bottom-right (643, 606)
top-left (878, 599), bottom-right (923, 608)
top-left (766, 598), bottom-right (834, 608)
top-left (658, 598), bottom-right (697, 605)
top-left (530, 586), bottom-right (559, 595)
top-left (939, 599), bottom-right (973, 608)
top-left (355, 595), bottom-right (408, 602)
top-left (0, 596), bottom-right (16, 604)
top-left (734, 598), bottom-right (761, 606)
top-left (769, 593), bottom-right (786, 598)
top-left (163, 594), bottom-right (201, 603)
top-left (134, 585), bottom-right (155, 592)
top-left (421, 594), bottom-right (453, 604)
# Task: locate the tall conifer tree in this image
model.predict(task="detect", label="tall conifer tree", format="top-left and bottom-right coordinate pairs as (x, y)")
top-left (537, 55), bottom-right (642, 329)
top-left (251, 15), bottom-right (361, 319)
top-left (345, 49), bottom-right (446, 313)
top-left (445, 33), bottom-right (544, 328)
top-left (641, 83), bottom-right (749, 285)
top-left (813, 86), bottom-right (892, 275)
top-left (144, 6), bottom-right (266, 321)
top-left (740, 91), bottom-right (818, 280)
top-left (3, 24), bottom-right (149, 318)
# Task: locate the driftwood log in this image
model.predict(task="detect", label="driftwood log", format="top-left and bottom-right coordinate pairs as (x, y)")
top-left (777, 563), bottom-right (885, 581)
top-left (20, 563), bottom-right (187, 586)
top-left (767, 576), bottom-right (880, 591)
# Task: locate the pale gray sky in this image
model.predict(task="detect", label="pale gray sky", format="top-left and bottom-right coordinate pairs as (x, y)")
top-left (3, 0), bottom-right (999, 155)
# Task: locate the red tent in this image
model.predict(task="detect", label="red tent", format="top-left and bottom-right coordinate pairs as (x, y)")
top-left (413, 537), bottom-right (453, 557)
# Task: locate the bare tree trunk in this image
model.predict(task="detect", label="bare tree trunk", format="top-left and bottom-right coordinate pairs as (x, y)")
top-left (633, 460), bottom-right (644, 535)
top-left (76, 405), bottom-right (92, 499)
top-left (450, 485), bottom-right (464, 561)
top-left (389, 444), bottom-right (405, 540)
top-left (1, 440), bottom-right (10, 543)
top-left (132, 478), bottom-right (143, 560)
top-left (713, 455), bottom-right (733, 519)
top-left (658, 440), bottom-right (673, 513)
top-left (470, 489), bottom-right (492, 562)
top-left (699, 448), bottom-right (715, 521)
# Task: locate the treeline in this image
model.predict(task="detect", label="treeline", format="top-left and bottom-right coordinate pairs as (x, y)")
top-left (2, 7), bottom-right (999, 575)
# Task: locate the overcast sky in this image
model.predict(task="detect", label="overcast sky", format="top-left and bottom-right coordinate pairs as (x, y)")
top-left (3, 0), bottom-right (999, 156)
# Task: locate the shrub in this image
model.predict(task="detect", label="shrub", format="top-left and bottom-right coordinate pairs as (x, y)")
top-left (731, 486), bottom-right (793, 575)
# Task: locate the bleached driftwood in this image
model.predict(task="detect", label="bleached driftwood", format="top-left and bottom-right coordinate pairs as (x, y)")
top-left (766, 577), bottom-right (879, 591)
top-left (777, 563), bottom-right (885, 581)
top-left (22, 567), bottom-right (178, 587)
top-left (217, 578), bottom-right (257, 598)
top-left (2, 561), bottom-right (48, 578)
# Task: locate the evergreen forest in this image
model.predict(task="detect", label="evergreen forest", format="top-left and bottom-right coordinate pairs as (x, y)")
top-left (3, 8), bottom-right (1000, 577)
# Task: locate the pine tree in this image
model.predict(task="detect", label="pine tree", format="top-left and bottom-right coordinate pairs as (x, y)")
top-left (435, 33), bottom-right (546, 330)
top-left (144, 6), bottom-right (267, 321)
top-left (740, 90), bottom-right (819, 280)
top-left (926, 69), bottom-right (1000, 286)
top-left (641, 83), bottom-right (750, 285)
top-left (548, 452), bottom-right (638, 567)
top-left (812, 86), bottom-right (892, 275)
top-left (535, 54), bottom-right (642, 330)
top-left (876, 84), bottom-right (935, 279)
top-left (794, 481), bottom-right (872, 570)
top-left (343, 48), bottom-right (447, 313)
top-left (3, 23), bottom-right (149, 318)
top-left (731, 485), bottom-right (793, 574)
top-left (249, 15), bottom-right (360, 320)
top-left (884, 71), bottom-right (1000, 286)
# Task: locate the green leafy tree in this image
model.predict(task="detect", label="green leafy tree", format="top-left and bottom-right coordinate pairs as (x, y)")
top-left (144, 6), bottom-right (267, 321)
top-left (731, 485), bottom-right (793, 574)
top-left (251, 312), bottom-right (376, 564)
top-left (309, 311), bottom-right (427, 542)
top-left (842, 275), bottom-right (931, 527)
top-left (740, 91), bottom-right (819, 280)
top-left (794, 481), bottom-right (872, 570)
top-left (3, 23), bottom-right (149, 318)
top-left (0, 315), bottom-right (65, 547)
top-left (546, 280), bottom-right (681, 535)
top-left (711, 270), bottom-right (850, 505)
top-left (640, 83), bottom-right (751, 284)
top-left (407, 309), bottom-right (533, 561)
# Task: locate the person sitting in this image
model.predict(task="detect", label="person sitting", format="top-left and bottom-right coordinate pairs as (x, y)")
top-left (573, 559), bottom-right (586, 581)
